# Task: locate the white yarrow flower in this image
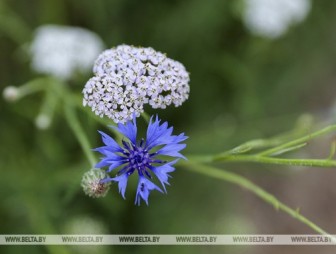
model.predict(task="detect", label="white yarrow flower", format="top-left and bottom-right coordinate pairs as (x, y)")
top-left (30, 25), bottom-right (104, 80)
top-left (243, 0), bottom-right (311, 38)
top-left (83, 45), bottom-right (190, 123)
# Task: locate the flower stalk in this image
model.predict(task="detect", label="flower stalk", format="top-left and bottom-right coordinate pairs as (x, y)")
top-left (64, 102), bottom-right (97, 168)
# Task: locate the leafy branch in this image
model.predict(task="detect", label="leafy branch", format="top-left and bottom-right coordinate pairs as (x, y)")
top-left (182, 121), bottom-right (336, 236)
top-left (209, 123), bottom-right (336, 168)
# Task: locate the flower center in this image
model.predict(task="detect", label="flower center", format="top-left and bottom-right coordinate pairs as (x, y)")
top-left (128, 147), bottom-right (150, 170)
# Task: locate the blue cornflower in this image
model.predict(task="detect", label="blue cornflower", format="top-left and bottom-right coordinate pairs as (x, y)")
top-left (94, 115), bottom-right (187, 205)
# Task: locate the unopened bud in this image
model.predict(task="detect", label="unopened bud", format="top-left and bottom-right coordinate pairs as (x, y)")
top-left (81, 168), bottom-right (111, 198)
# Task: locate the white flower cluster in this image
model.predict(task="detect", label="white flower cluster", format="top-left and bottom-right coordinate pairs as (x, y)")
top-left (30, 25), bottom-right (104, 80)
top-left (83, 45), bottom-right (190, 123)
top-left (243, 0), bottom-right (311, 39)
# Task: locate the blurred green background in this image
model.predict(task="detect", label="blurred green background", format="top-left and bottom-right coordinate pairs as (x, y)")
top-left (2, 0), bottom-right (336, 253)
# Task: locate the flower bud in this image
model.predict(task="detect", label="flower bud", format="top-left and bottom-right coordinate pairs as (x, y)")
top-left (81, 168), bottom-right (111, 198)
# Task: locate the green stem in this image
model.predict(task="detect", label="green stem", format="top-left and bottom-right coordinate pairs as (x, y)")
top-left (141, 112), bottom-right (150, 123)
top-left (257, 125), bottom-right (336, 157)
top-left (217, 114), bottom-right (313, 157)
top-left (79, 103), bottom-right (126, 143)
top-left (17, 77), bottom-right (48, 98)
top-left (46, 78), bottom-right (97, 167)
top-left (180, 160), bottom-right (330, 236)
top-left (213, 154), bottom-right (336, 168)
top-left (53, 79), bottom-right (124, 166)
top-left (36, 83), bottom-right (59, 123)
top-left (63, 100), bottom-right (96, 168)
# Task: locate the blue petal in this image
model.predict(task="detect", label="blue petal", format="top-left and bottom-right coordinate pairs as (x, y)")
top-left (172, 133), bottom-right (188, 143)
top-left (111, 116), bottom-right (137, 144)
top-left (95, 153), bottom-right (125, 169)
top-left (146, 116), bottom-right (174, 149)
top-left (145, 116), bottom-right (161, 146)
top-left (92, 146), bottom-right (109, 154)
top-left (93, 146), bottom-right (123, 157)
top-left (103, 150), bottom-right (124, 160)
top-left (92, 145), bottom-right (122, 154)
top-left (157, 143), bottom-right (187, 159)
top-left (107, 160), bottom-right (125, 172)
top-left (97, 131), bottom-right (121, 152)
top-left (100, 177), bottom-right (113, 183)
top-left (111, 174), bottom-right (129, 199)
top-left (150, 160), bottom-right (178, 192)
top-left (95, 158), bottom-right (110, 168)
top-left (135, 176), bottom-right (163, 206)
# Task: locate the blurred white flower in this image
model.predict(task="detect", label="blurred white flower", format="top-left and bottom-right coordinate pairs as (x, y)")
top-left (30, 25), bottom-right (104, 80)
top-left (243, 0), bottom-right (311, 38)
top-left (63, 216), bottom-right (108, 254)
top-left (3, 86), bottom-right (20, 102)
top-left (35, 114), bottom-right (51, 130)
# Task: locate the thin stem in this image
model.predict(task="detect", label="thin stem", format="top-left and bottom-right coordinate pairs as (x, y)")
top-left (63, 100), bottom-right (96, 168)
top-left (17, 77), bottom-right (49, 98)
top-left (219, 131), bottom-right (300, 156)
top-left (217, 114), bottom-right (313, 157)
top-left (209, 123), bottom-right (336, 168)
top-left (141, 112), bottom-right (150, 123)
top-left (52, 79), bottom-right (123, 166)
top-left (46, 78), bottom-right (97, 167)
top-left (212, 154), bottom-right (336, 168)
top-left (180, 160), bottom-right (331, 236)
top-left (70, 92), bottom-right (127, 143)
top-left (79, 102), bottom-right (125, 143)
top-left (257, 125), bottom-right (336, 157)
top-left (36, 84), bottom-right (59, 124)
